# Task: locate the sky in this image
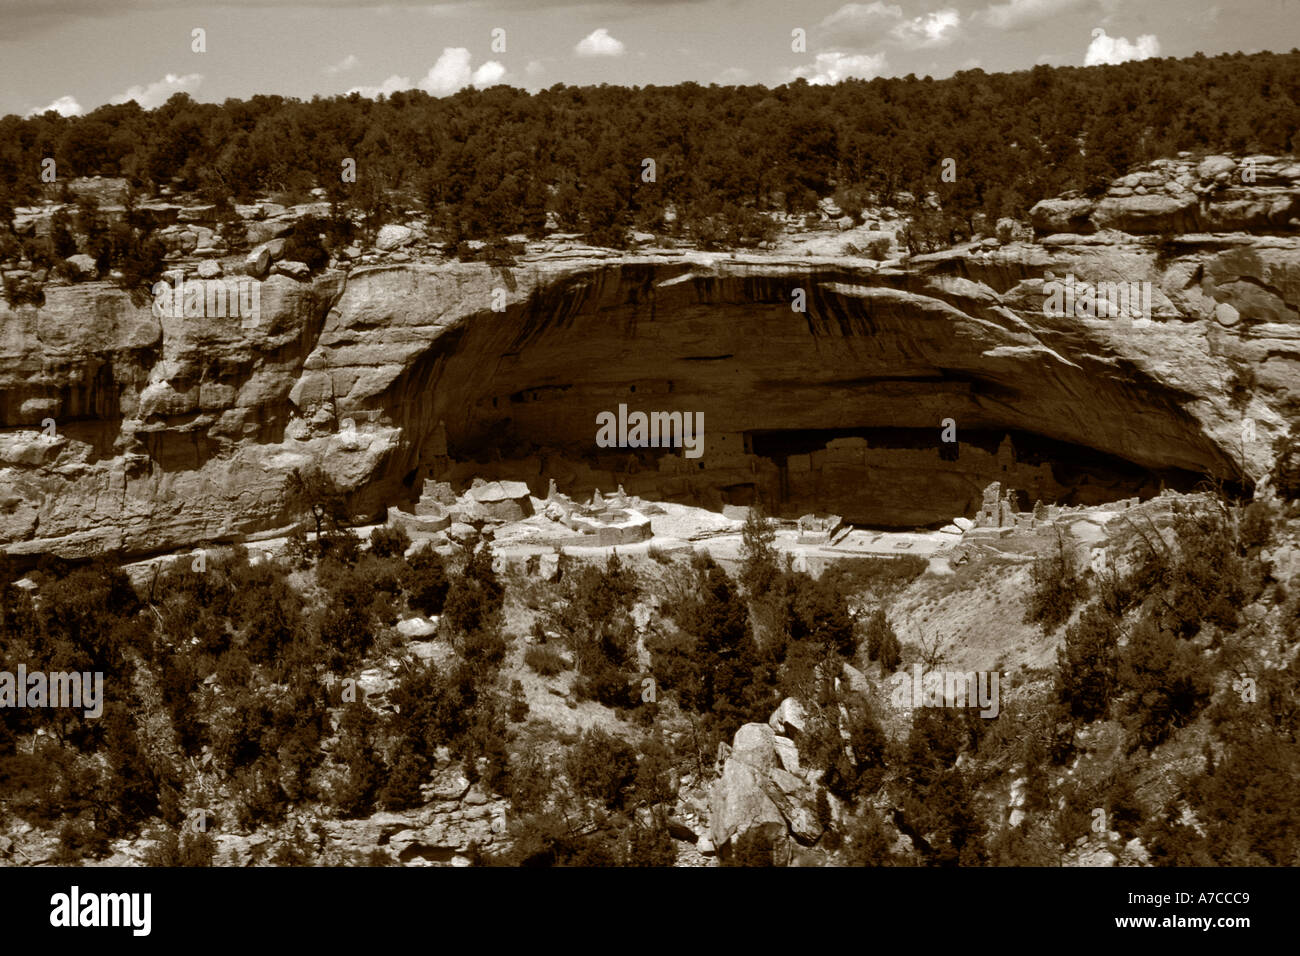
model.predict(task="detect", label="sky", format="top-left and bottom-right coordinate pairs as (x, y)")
top-left (2, 0), bottom-right (1298, 119)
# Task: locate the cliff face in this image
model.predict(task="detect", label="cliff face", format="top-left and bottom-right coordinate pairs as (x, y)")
top-left (1, 233), bottom-right (1298, 556)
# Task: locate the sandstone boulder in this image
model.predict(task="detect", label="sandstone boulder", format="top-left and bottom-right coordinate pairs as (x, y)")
top-left (768, 697), bottom-right (808, 739)
top-left (1090, 194), bottom-right (1198, 234)
top-left (376, 224), bottom-right (414, 251)
top-left (63, 254), bottom-right (97, 279)
top-left (246, 218), bottom-right (296, 246)
top-left (273, 260), bottom-right (310, 280)
top-left (1197, 155), bottom-right (1237, 180)
top-left (1029, 197), bottom-right (1095, 233)
top-left (244, 244), bottom-right (271, 278)
top-left (708, 707), bottom-right (826, 862)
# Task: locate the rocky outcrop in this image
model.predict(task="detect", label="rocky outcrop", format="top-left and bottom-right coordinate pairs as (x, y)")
top-left (1, 167), bottom-right (1298, 556)
top-left (1030, 154), bottom-right (1300, 236)
top-left (709, 703), bottom-right (824, 863)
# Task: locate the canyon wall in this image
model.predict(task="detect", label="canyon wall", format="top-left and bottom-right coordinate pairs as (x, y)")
top-left (1, 231), bottom-right (1298, 556)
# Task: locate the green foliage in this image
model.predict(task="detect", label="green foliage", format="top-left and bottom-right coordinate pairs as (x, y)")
top-left (1269, 437), bottom-right (1300, 500)
top-left (287, 464), bottom-right (350, 540)
top-left (722, 827), bottom-right (780, 867)
top-left (651, 553), bottom-right (780, 740)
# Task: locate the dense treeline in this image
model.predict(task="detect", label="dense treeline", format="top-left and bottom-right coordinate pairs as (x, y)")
top-left (2, 50), bottom-right (1298, 253)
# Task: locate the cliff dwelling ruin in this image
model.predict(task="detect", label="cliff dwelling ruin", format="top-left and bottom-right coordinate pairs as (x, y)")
top-left (396, 269), bottom-right (1228, 529)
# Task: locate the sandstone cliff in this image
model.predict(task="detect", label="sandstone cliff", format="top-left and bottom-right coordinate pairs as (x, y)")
top-left (2, 164), bottom-right (1298, 557)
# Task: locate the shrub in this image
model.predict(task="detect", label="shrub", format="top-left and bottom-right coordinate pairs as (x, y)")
top-left (403, 547), bottom-right (450, 616)
top-left (369, 524), bottom-right (411, 559)
top-left (143, 826), bottom-right (217, 867)
top-left (1023, 525), bottom-right (1083, 631)
top-left (318, 528), bottom-right (363, 566)
top-left (442, 545), bottom-right (504, 637)
top-left (866, 236), bottom-right (892, 260)
top-left (379, 739), bottom-right (429, 811)
top-left (525, 644), bottom-right (566, 676)
top-left (739, 504), bottom-right (779, 597)
top-left (863, 608), bottom-right (902, 672)
top-left (56, 814), bottom-right (112, 863)
top-left (566, 727), bottom-right (638, 811)
top-left (460, 627), bottom-right (507, 668)
top-left (508, 680), bottom-right (529, 722)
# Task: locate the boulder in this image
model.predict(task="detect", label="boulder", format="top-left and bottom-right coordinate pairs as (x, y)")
top-left (772, 735), bottom-right (802, 775)
top-left (63, 254), bottom-right (97, 279)
top-left (273, 260), bottom-right (311, 280)
top-left (447, 522), bottom-right (478, 543)
top-left (768, 697), bottom-right (808, 739)
top-left (243, 244), bottom-right (271, 278)
top-left (1197, 155), bottom-right (1237, 180)
top-left (245, 218), bottom-right (296, 246)
top-left (196, 259), bottom-right (223, 279)
top-left (1028, 197), bottom-right (1095, 234)
top-left (731, 723), bottom-right (778, 771)
top-left (1090, 194), bottom-right (1199, 234)
top-left (708, 756), bottom-right (789, 852)
top-left (395, 616), bottom-right (437, 638)
top-left (375, 224), bottom-right (414, 251)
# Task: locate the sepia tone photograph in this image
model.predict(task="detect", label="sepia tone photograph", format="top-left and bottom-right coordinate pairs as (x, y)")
top-left (0, 0), bottom-right (1297, 934)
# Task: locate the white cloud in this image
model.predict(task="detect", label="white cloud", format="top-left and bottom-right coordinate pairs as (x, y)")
top-left (575, 28), bottom-right (625, 57)
top-left (471, 60), bottom-right (507, 86)
top-left (821, 4), bottom-right (959, 50)
top-left (822, 2), bottom-right (900, 40)
top-left (891, 8), bottom-right (961, 48)
top-left (110, 73), bottom-right (203, 109)
top-left (419, 47), bottom-right (505, 94)
top-left (790, 51), bottom-right (889, 85)
top-left (525, 60), bottom-right (545, 76)
top-left (348, 74), bottom-right (413, 98)
top-left (324, 53), bottom-right (360, 75)
top-left (347, 48), bottom-right (506, 99)
top-left (25, 94), bottom-right (82, 118)
top-left (981, 0), bottom-right (1093, 31)
top-left (1084, 28), bottom-right (1160, 65)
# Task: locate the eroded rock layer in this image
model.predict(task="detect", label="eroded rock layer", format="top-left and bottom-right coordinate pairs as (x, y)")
top-left (1, 236), bottom-right (1298, 557)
